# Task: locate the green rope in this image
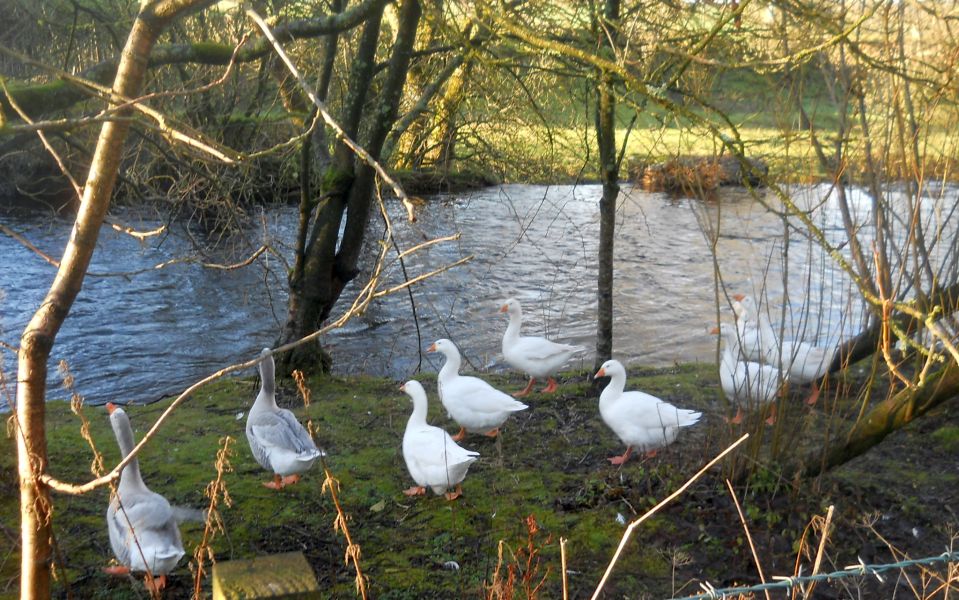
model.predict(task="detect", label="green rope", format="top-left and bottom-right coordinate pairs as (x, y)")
top-left (671, 551), bottom-right (959, 600)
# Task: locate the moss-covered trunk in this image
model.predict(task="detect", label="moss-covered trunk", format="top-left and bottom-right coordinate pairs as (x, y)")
top-left (276, 0), bottom-right (422, 375)
top-left (802, 360), bottom-right (959, 478)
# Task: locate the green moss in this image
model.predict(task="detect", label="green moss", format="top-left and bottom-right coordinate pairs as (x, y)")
top-left (3, 362), bottom-right (957, 598)
top-left (932, 425), bottom-right (959, 452)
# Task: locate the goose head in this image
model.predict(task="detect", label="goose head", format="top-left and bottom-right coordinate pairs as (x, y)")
top-left (428, 338), bottom-right (459, 358)
top-left (107, 402), bottom-right (131, 432)
top-left (732, 295), bottom-right (758, 322)
top-left (711, 323), bottom-right (742, 351)
top-left (594, 359), bottom-right (626, 380)
top-left (399, 379), bottom-right (427, 400)
top-left (499, 298), bottom-right (522, 317)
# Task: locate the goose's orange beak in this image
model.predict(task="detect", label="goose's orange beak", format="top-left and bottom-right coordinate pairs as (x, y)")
top-left (106, 402), bottom-right (117, 414)
top-left (709, 326), bottom-right (720, 334)
top-left (427, 343), bottom-right (437, 352)
top-left (499, 304), bottom-right (509, 313)
top-left (732, 293), bottom-right (745, 301)
top-left (594, 368), bottom-right (606, 378)
top-left (398, 383), bottom-right (406, 392)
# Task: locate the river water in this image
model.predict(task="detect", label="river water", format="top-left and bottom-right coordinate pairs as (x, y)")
top-left (2, 182), bottom-right (952, 406)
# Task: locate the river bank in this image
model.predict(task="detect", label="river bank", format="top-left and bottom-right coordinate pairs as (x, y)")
top-left (2, 363), bottom-right (956, 598)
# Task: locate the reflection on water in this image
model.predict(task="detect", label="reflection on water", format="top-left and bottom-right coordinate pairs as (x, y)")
top-left (1, 183), bottom-right (952, 405)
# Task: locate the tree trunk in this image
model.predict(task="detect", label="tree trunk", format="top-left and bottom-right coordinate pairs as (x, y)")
top-left (435, 59), bottom-right (473, 172)
top-left (593, 0), bottom-right (620, 370)
top-left (801, 359), bottom-right (959, 478)
top-left (15, 2), bottom-right (210, 596)
top-left (277, 0), bottom-right (422, 375)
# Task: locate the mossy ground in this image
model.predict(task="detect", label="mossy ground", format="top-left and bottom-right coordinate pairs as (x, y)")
top-left (1, 363), bottom-right (957, 599)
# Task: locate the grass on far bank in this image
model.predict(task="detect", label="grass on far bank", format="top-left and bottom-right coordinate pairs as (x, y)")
top-left (1, 361), bottom-right (958, 599)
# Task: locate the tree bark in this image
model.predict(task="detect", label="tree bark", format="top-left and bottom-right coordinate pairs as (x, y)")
top-left (277, 0), bottom-right (422, 375)
top-left (435, 58), bottom-right (473, 172)
top-left (593, 0), bottom-right (620, 370)
top-left (15, 1), bottom-right (210, 597)
top-left (801, 359), bottom-right (959, 478)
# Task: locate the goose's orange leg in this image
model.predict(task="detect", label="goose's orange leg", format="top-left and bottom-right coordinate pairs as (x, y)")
top-left (263, 474), bottom-right (285, 489)
top-left (403, 486), bottom-right (427, 496)
top-left (540, 377), bottom-right (559, 394)
top-left (514, 378), bottom-right (536, 397)
top-left (444, 484), bottom-right (464, 501)
top-left (280, 474), bottom-right (301, 487)
top-left (103, 565), bottom-right (130, 576)
top-left (144, 574), bottom-right (168, 594)
top-left (724, 408), bottom-right (744, 425)
top-left (765, 404), bottom-right (778, 426)
top-left (484, 428), bottom-right (500, 438)
top-left (608, 446), bottom-right (633, 465)
top-left (451, 426), bottom-right (467, 442)
top-left (805, 382), bottom-right (821, 406)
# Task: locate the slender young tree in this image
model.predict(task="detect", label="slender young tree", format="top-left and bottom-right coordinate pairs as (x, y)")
top-left (593, 0), bottom-right (620, 370)
top-left (14, 3), bottom-right (213, 597)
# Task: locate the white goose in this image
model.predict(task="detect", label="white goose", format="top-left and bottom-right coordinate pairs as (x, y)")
top-left (731, 295), bottom-right (769, 362)
top-left (500, 298), bottom-right (585, 396)
top-left (246, 348), bottom-right (324, 489)
top-left (430, 338), bottom-right (528, 441)
top-left (594, 360), bottom-right (702, 465)
top-left (400, 380), bottom-right (480, 501)
top-left (735, 295), bottom-right (834, 404)
top-left (713, 323), bottom-right (787, 424)
top-left (105, 403), bottom-right (185, 594)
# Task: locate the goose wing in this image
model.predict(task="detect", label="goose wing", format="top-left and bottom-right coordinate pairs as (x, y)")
top-left (512, 336), bottom-right (581, 362)
top-left (446, 376), bottom-right (528, 413)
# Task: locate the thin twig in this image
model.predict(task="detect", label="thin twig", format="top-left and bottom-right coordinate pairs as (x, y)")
top-left (244, 7), bottom-right (418, 222)
top-left (39, 240), bottom-right (469, 494)
top-left (805, 505), bottom-right (835, 599)
top-left (0, 223), bottom-right (60, 267)
top-left (725, 479), bottom-right (771, 600)
top-left (103, 217), bottom-right (167, 241)
top-left (560, 537), bottom-right (569, 600)
top-left (590, 434), bottom-right (749, 600)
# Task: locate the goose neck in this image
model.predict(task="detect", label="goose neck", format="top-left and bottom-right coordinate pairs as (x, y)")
top-left (259, 355), bottom-right (275, 396)
top-left (438, 351), bottom-right (461, 381)
top-left (407, 393), bottom-right (428, 428)
top-left (720, 334), bottom-right (737, 368)
top-left (599, 370), bottom-right (626, 406)
top-left (112, 415), bottom-right (147, 493)
top-left (503, 311), bottom-right (522, 344)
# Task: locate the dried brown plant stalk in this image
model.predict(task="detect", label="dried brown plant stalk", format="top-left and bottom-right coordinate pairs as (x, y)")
top-left (58, 360), bottom-right (105, 477)
top-left (486, 540), bottom-right (516, 600)
top-left (486, 516), bottom-right (552, 600)
top-left (292, 370), bottom-right (311, 409)
top-left (322, 467), bottom-right (368, 599)
top-left (864, 520), bottom-right (959, 598)
top-left (191, 435), bottom-right (234, 600)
